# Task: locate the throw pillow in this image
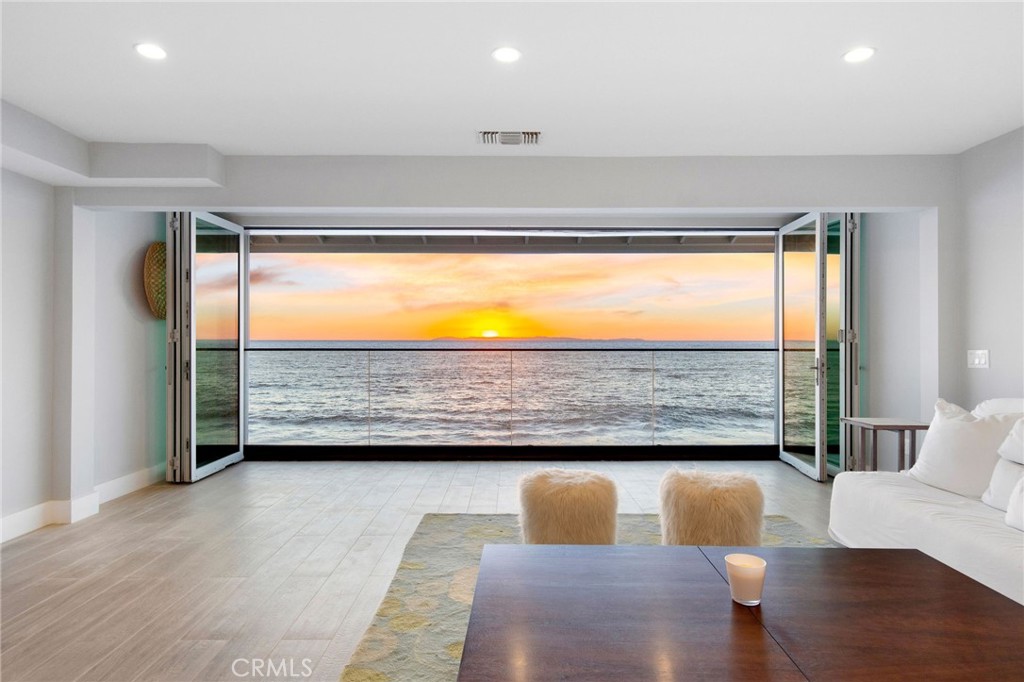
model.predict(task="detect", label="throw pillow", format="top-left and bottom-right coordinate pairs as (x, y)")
top-left (908, 399), bottom-right (1018, 498)
top-left (981, 419), bottom-right (1024, 511)
top-left (997, 419), bottom-right (1024, 465)
top-left (982, 458), bottom-right (1024, 511)
top-left (1006, 478), bottom-right (1024, 532)
top-left (972, 398), bottom-right (1024, 418)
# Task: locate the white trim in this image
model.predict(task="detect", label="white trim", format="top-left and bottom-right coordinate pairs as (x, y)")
top-left (1, 491), bottom-right (105, 542)
top-left (95, 462), bottom-right (166, 504)
top-left (1, 501), bottom-right (60, 542)
top-left (2, 465), bottom-right (163, 541)
top-left (52, 492), bottom-right (100, 523)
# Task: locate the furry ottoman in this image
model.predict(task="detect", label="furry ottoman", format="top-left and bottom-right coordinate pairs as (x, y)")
top-left (659, 469), bottom-right (764, 546)
top-left (518, 468), bottom-right (618, 544)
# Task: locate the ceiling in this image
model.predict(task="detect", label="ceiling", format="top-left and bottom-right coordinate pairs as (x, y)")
top-left (2, 2), bottom-right (1021, 158)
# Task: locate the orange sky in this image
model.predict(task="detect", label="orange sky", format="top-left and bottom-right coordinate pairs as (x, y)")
top-left (195, 253), bottom-right (239, 341)
top-left (783, 252), bottom-right (841, 341)
top-left (195, 252), bottom-right (825, 342)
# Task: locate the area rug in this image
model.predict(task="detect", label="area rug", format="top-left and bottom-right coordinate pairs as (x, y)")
top-left (340, 514), bottom-right (833, 682)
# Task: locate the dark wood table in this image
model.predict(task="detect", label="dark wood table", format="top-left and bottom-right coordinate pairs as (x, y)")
top-left (458, 545), bottom-right (1024, 681)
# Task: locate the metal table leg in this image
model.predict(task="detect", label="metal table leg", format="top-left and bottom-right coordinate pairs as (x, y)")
top-left (871, 430), bottom-right (878, 471)
top-left (858, 427), bottom-right (866, 472)
top-left (897, 429), bottom-right (906, 471)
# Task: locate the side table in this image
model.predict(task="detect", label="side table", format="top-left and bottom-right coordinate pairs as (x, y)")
top-left (840, 417), bottom-right (930, 472)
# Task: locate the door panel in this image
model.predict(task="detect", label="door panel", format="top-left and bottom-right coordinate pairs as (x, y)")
top-left (777, 213), bottom-right (858, 481)
top-left (167, 212), bottom-right (245, 482)
top-left (778, 213), bottom-right (827, 481)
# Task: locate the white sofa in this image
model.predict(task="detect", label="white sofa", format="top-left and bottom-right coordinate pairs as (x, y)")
top-left (829, 471), bottom-right (1023, 603)
top-left (829, 398), bottom-right (1024, 605)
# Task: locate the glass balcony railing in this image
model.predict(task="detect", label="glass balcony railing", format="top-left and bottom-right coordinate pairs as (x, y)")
top-left (240, 344), bottom-right (778, 446)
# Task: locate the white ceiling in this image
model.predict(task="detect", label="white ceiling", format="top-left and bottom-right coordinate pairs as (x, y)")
top-left (3, 1), bottom-right (1021, 157)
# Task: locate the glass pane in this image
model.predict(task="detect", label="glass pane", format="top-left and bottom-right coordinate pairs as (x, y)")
top-left (511, 351), bottom-right (653, 445)
top-left (194, 220), bottom-right (240, 467)
top-left (368, 350), bottom-right (511, 445)
top-left (781, 225), bottom-right (818, 467)
top-left (654, 348), bottom-right (776, 444)
top-left (247, 348), bottom-right (369, 444)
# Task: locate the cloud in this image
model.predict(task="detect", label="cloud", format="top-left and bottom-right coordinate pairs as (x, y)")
top-left (249, 266), bottom-right (298, 288)
top-left (198, 265), bottom-right (299, 294)
top-left (196, 272), bottom-right (238, 294)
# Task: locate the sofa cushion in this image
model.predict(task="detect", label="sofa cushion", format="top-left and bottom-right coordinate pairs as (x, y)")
top-left (829, 471), bottom-right (1024, 604)
top-left (908, 399), bottom-right (1017, 498)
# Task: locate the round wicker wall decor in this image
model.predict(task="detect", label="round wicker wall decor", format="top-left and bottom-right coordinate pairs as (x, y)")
top-left (143, 242), bottom-right (166, 319)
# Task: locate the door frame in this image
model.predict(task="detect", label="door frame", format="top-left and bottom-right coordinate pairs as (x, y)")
top-left (836, 212), bottom-right (861, 474)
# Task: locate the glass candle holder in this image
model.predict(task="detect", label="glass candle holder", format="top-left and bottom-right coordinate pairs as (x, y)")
top-left (724, 553), bottom-right (767, 606)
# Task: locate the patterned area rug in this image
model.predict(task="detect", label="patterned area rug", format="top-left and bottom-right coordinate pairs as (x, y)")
top-left (340, 513), bottom-right (833, 682)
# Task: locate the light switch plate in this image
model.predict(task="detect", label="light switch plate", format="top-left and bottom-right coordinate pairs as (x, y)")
top-left (967, 350), bottom-right (989, 369)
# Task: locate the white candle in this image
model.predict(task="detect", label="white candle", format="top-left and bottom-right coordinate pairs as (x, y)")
top-left (724, 553), bottom-right (767, 606)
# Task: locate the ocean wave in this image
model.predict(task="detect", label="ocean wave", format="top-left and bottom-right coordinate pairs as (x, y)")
top-left (235, 348), bottom-right (790, 445)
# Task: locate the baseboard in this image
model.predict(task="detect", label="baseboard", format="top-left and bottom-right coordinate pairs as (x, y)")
top-left (96, 462), bottom-right (166, 504)
top-left (1, 501), bottom-right (58, 542)
top-left (1, 463), bottom-right (164, 542)
top-left (0, 491), bottom-right (94, 541)
top-left (50, 492), bottom-right (100, 524)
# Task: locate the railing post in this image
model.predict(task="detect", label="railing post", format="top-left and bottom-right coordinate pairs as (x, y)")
top-left (651, 350), bottom-right (656, 446)
top-left (508, 350), bottom-right (514, 446)
top-left (366, 349), bottom-right (371, 445)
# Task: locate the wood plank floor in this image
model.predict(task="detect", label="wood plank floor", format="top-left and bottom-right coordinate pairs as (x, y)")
top-left (1, 460), bottom-right (832, 681)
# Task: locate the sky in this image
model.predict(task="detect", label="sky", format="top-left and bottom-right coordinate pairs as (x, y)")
top-left (783, 251), bottom-right (842, 342)
top-left (195, 251), bottom-right (828, 342)
top-left (252, 252), bottom-right (776, 341)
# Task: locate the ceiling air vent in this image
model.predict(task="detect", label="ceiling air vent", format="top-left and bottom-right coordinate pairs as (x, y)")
top-left (478, 131), bottom-right (541, 145)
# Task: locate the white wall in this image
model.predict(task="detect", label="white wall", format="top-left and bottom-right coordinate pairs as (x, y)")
top-left (855, 129), bottom-right (1023, 470)
top-left (958, 128), bottom-right (1024, 406)
top-left (92, 211), bottom-right (165, 490)
top-left (1, 170), bottom-right (55, 516)
top-left (860, 211), bottom-right (922, 471)
top-left (1, 177), bottom-right (165, 538)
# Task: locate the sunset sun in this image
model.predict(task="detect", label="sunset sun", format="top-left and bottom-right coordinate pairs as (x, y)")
top-left (481, 330), bottom-right (500, 338)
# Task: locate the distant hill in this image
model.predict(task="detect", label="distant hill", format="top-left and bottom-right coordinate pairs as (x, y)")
top-left (430, 336), bottom-right (646, 342)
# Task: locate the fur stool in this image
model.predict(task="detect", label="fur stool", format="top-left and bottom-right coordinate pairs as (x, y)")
top-left (518, 468), bottom-right (618, 544)
top-left (659, 469), bottom-right (764, 546)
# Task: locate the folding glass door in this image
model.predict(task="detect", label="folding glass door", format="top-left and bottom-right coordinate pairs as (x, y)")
top-left (167, 212), bottom-right (246, 482)
top-left (777, 213), bottom-right (858, 481)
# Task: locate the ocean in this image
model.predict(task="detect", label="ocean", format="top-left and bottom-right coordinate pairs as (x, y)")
top-left (191, 339), bottom-right (812, 447)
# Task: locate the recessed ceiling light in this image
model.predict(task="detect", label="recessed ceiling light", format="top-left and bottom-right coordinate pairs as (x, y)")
top-left (135, 43), bottom-right (167, 60)
top-left (843, 46), bottom-right (875, 64)
top-left (491, 46), bottom-right (521, 64)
